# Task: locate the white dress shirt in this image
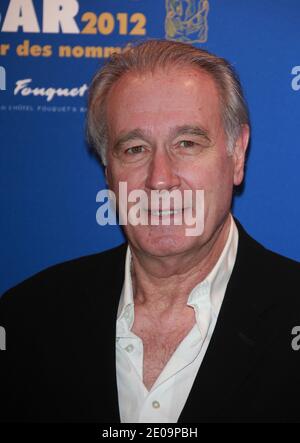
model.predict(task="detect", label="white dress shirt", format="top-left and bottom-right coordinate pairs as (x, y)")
top-left (116, 216), bottom-right (238, 423)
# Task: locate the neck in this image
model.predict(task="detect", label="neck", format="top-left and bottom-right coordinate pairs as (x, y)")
top-left (130, 214), bottom-right (232, 312)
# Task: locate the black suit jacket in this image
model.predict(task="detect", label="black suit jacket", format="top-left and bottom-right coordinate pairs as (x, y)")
top-left (1, 221), bottom-right (300, 423)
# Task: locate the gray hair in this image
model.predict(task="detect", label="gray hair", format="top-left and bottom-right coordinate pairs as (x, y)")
top-left (87, 39), bottom-right (249, 165)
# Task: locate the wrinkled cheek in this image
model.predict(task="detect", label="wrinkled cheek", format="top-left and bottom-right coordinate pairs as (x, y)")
top-left (201, 169), bottom-right (233, 216)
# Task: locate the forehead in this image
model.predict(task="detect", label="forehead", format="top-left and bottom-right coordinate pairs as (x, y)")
top-left (105, 67), bottom-right (222, 134)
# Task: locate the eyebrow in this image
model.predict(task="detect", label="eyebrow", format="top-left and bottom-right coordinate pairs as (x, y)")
top-left (112, 124), bottom-right (211, 152)
top-left (169, 125), bottom-right (211, 142)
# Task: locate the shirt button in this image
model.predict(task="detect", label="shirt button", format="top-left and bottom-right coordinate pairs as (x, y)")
top-left (125, 344), bottom-right (134, 353)
top-left (152, 401), bottom-right (160, 409)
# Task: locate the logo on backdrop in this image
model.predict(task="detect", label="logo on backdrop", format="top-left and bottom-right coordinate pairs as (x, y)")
top-left (14, 79), bottom-right (88, 102)
top-left (165, 0), bottom-right (209, 44)
top-left (0, 0), bottom-right (146, 36)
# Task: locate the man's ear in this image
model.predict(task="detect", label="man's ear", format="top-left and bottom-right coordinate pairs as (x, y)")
top-left (233, 124), bottom-right (250, 186)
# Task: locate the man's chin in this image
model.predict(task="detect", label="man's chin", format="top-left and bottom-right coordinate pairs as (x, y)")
top-left (128, 229), bottom-right (200, 258)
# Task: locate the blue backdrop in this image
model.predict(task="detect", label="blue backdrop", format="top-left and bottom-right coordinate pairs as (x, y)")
top-left (0, 0), bottom-right (299, 295)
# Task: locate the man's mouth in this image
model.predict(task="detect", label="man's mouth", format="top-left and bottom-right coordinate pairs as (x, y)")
top-left (148, 209), bottom-right (183, 216)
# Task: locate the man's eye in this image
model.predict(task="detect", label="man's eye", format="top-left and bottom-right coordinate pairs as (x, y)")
top-left (179, 140), bottom-right (196, 148)
top-left (126, 146), bottom-right (145, 154)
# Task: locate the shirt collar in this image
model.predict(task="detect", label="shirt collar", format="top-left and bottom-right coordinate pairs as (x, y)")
top-left (187, 215), bottom-right (238, 337)
top-left (117, 245), bottom-right (135, 332)
top-left (117, 215), bottom-right (238, 338)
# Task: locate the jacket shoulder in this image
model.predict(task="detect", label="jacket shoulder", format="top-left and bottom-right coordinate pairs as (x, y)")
top-left (0, 243), bottom-right (127, 312)
top-left (236, 220), bottom-right (300, 308)
top-left (242, 226), bottom-right (300, 275)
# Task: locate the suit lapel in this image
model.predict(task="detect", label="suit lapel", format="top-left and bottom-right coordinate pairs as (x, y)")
top-left (178, 222), bottom-right (279, 422)
top-left (76, 243), bottom-right (127, 422)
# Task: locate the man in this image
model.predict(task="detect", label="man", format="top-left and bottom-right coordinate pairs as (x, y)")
top-left (0, 40), bottom-right (300, 423)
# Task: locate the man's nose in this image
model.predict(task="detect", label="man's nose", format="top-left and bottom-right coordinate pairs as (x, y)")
top-left (145, 149), bottom-right (181, 191)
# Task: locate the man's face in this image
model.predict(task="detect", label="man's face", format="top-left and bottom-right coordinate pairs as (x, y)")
top-left (105, 67), bottom-right (248, 258)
